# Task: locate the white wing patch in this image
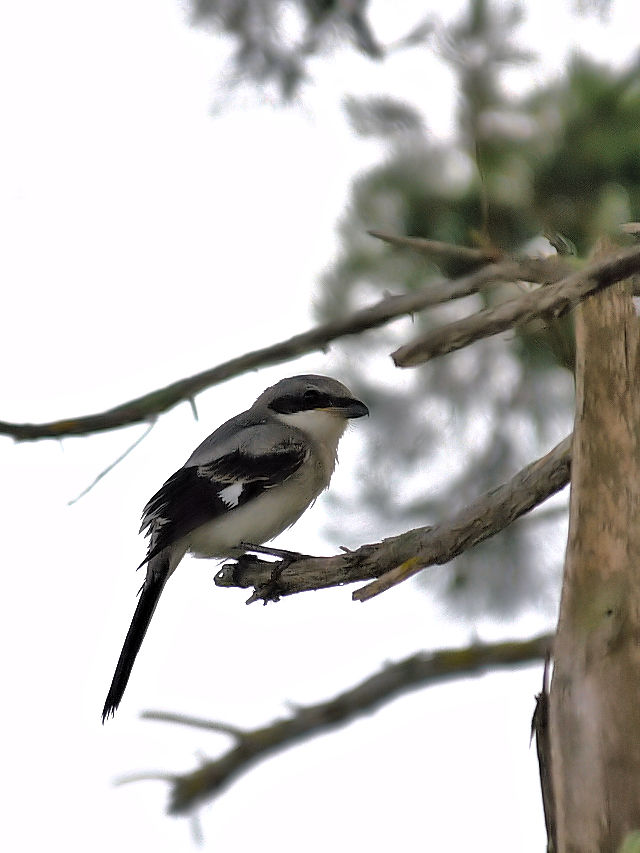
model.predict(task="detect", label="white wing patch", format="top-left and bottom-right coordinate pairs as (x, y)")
top-left (218, 481), bottom-right (244, 509)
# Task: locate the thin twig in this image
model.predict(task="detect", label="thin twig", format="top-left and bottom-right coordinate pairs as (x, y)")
top-left (116, 770), bottom-right (176, 786)
top-left (215, 434), bottom-right (572, 601)
top-left (67, 420), bottom-right (156, 505)
top-left (0, 259), bottom-right (564, 442)
top-left (141, 712), bottom-right (245, 738)
top-left (392, 243), bottom-right (640, 366)
top-left (368, 229), bottom-right (501, 264)
top-left (137, 632), bottom-right (552, 814)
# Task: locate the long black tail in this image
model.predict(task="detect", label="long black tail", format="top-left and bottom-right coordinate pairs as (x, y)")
top-left (102, 563), bottom-right (169, 723)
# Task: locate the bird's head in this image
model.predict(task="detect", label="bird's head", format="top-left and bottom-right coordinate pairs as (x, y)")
top-left (258, 374), bottom-right (369, 443)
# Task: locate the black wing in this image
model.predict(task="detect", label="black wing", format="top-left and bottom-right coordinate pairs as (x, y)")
top-left (139, 439), bottom-right (307, 564)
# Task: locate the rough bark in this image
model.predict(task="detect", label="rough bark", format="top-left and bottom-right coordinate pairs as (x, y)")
top-left (549, 242), bottom-right (640, 853)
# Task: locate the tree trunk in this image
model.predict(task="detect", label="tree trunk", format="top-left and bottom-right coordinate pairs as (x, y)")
top-left (550, 242), bottom-right (640, 853)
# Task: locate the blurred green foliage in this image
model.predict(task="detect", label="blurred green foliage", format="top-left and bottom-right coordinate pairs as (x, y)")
top-left (315, 0), bottom-right (640, 622)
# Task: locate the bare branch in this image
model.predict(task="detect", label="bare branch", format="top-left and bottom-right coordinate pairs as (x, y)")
top-left (215, 434), bottom-right (572, 602)
top-left (392, 243), bottom-right (640, 366)
top-left (355, 434), bottom-right (572, 601)
top-left (1, 259), bottom-right (564, 443)
top-left (139, 632), bottom-right (552, 814)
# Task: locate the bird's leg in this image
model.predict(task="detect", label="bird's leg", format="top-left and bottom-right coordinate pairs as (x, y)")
top-left (239, 542), bottom-right (312, 605)
top-left (239, 542), bottom-right (312, 562)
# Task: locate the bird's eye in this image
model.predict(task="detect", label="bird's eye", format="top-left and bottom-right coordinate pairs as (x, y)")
top-left (303, 389), bottom-right (330, 409)
top-left (269, 388), bottom-right (330, 414)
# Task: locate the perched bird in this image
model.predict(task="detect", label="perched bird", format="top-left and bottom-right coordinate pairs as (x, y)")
top-left (102, 375), bottom-right (368, 721)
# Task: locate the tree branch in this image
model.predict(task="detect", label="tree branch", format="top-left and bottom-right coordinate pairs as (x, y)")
top-left (392, 243), bottom-right (640, 366)
top-left (1, 259), bottom-right (563, 442)
top-left (215, 433), bottom-right (572, 602)
top-left (131, 632), bottom-right (552, 814)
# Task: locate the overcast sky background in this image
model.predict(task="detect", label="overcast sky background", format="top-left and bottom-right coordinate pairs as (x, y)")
top-left (2, 2), bottom-right (639, 851)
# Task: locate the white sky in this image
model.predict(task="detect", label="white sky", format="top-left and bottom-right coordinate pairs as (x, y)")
top-left (1, 1), bottom-right (638, 851)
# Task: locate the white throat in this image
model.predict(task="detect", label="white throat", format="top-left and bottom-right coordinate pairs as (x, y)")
top-left (274, 408), bottom-right (348, 448)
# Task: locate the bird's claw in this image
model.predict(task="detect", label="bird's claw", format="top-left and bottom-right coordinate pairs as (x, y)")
top-left (239, 543), bottom-right (311, 605)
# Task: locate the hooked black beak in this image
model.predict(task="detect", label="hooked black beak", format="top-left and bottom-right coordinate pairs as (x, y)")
top-left (339, 397), bottom-right (369, 419)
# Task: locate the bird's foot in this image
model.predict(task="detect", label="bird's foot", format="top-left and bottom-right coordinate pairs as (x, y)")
top-left (225, 552), bottom-right (263, 586)
top-left (240, 542), bottom-right (311, 605)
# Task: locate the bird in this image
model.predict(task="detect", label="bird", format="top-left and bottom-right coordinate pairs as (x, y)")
top-left (102, 374), bottom-right (368, 722)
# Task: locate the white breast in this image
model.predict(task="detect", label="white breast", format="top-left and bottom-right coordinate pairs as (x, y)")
top-left (186, 459), bottom-right (327, 558)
